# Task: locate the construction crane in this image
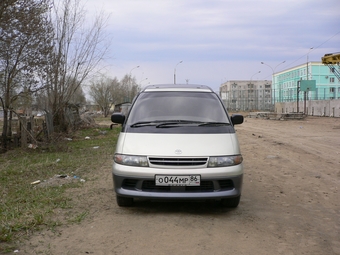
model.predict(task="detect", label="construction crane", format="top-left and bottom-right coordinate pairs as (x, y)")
top-left (321, 52), bottom-right (340, 81)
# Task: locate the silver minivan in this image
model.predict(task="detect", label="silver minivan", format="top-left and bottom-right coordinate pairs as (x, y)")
top-left (111, 84), bottom-right (244, 207)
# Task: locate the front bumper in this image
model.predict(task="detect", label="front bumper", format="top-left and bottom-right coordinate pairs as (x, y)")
top-left (112, 174), bottom-right (243, 200)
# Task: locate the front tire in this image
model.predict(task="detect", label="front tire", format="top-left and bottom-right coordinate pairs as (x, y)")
top-left (221, 196), bottom-right (240, 208)
top-left (116, 195), bottom-right (134, 207)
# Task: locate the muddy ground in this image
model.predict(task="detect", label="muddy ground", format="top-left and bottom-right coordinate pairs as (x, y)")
top-left (19, 116), bottom-right (340, 255)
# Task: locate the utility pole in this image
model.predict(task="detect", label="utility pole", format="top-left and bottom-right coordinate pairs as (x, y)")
top-left (305, 47), bottom-right (313, 114)
top-left (297, 80), bottom-right (300, 113)
top-left (174, 61), bottom-right (183, 84)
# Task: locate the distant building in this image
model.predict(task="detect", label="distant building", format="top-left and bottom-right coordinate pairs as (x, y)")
top-left (85, 104), bottom-right (101, 112)
top-left (220, 80), bottom-right (272, 111)
top-left (220, 62), bottom-right (340, 115)
top-left (273, 61), bottom-right (340, 103)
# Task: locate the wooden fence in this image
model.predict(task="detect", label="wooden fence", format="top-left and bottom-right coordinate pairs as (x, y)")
top-left (0, 116), bottom-right (48, 149)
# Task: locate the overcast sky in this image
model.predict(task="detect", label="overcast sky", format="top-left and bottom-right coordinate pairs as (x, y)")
top-left (82, 0), bottom-right (340, 91)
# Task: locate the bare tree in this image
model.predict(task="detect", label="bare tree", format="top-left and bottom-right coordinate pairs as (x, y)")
top-left (120, 74), bottom-right (140, 102)
top-left (88, 73), bottom-right (141, 117)
top-left (69, 82), bottom-right (86, 106)
top-left (0, 0), bottom-right (54, 152)
top-left (89, 75), bottom-right (122, 117)
top-left (45, 0), bottom-right (109, 132)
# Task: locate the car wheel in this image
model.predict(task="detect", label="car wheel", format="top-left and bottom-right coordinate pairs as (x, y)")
top-left (221, 196), bottom-right (240, 208)
top-left (116, 195), bottom-right (133, 207)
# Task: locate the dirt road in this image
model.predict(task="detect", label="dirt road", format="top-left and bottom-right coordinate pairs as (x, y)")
top-left (20, 116), bottom-right (340, 255)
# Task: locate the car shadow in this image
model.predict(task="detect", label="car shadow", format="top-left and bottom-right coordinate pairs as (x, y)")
top-left (121, 199), bottom-right (240, 215)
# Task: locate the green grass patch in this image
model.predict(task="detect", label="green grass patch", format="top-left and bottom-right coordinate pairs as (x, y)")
top-left (0, 122), bottom-right (120, 252)
top-left (68, 211), bottom-right (89, 224)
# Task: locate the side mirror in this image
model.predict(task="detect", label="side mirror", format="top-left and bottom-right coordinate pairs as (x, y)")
top-left (231, 114), bottom-right (244, 125)
top-left (111, 113), bottom-right (125, 124)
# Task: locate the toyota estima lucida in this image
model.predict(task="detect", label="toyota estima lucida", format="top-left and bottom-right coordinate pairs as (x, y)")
top-left (111, 84), bottom-right (244, 207)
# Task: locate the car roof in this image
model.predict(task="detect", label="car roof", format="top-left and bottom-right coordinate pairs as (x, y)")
top-left (142, 84), bottom-right (214, 92)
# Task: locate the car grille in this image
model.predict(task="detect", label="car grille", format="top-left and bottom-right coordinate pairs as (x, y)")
top-left (121, 179), bottom-right (234, 192)
top-left (148, 157), bottom-right (208, 166)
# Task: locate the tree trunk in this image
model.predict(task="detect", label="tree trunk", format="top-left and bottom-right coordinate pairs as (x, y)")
top-left (45, 112), bottom-right (53, 138)
top-left (20, 117), bottom-right (27, 149)
top-left (7, 109), bottom-right (12, 136)
top-left (1, 108), bottom-right (8, 152)
top-left (53, 108), bottom-right (68, 133)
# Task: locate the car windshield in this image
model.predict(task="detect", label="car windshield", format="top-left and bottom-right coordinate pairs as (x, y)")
top-left (126, 91), bottom-right (230, 126)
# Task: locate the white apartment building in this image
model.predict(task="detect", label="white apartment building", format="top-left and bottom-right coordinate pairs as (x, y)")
top-left (220, 80), bottom-right (272, 111)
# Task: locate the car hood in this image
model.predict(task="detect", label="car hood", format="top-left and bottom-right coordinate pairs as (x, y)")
top-left (116, 133), bottom-right (241, 156)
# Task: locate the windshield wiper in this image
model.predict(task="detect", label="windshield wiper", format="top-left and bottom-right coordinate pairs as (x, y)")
top-left (130, 121), bottom-right (158, 127)
top-left (131, 120), bottom-right (228, 128)
top-left (198, 122), bottom-right (230, 126)
top-left (156, 120), bottom-right (203, 128)
top-left (130, 120), bottom-right (191, 128)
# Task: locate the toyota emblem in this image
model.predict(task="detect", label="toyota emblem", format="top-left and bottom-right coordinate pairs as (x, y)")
top-left (175, 149), bottom-right (182, 155)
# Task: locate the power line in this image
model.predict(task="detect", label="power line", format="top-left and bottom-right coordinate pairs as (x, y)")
top-left (283, 30), bottom-right (340, 70)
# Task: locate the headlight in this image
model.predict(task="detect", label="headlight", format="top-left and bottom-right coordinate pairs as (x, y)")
top-left (114, 154), bottom-right (149, 167)
top-left (208, 155), bottom-right (243, 167)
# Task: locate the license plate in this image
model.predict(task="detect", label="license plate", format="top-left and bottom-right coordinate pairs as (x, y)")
top-left (155, 175), bottom-right (201, 186)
